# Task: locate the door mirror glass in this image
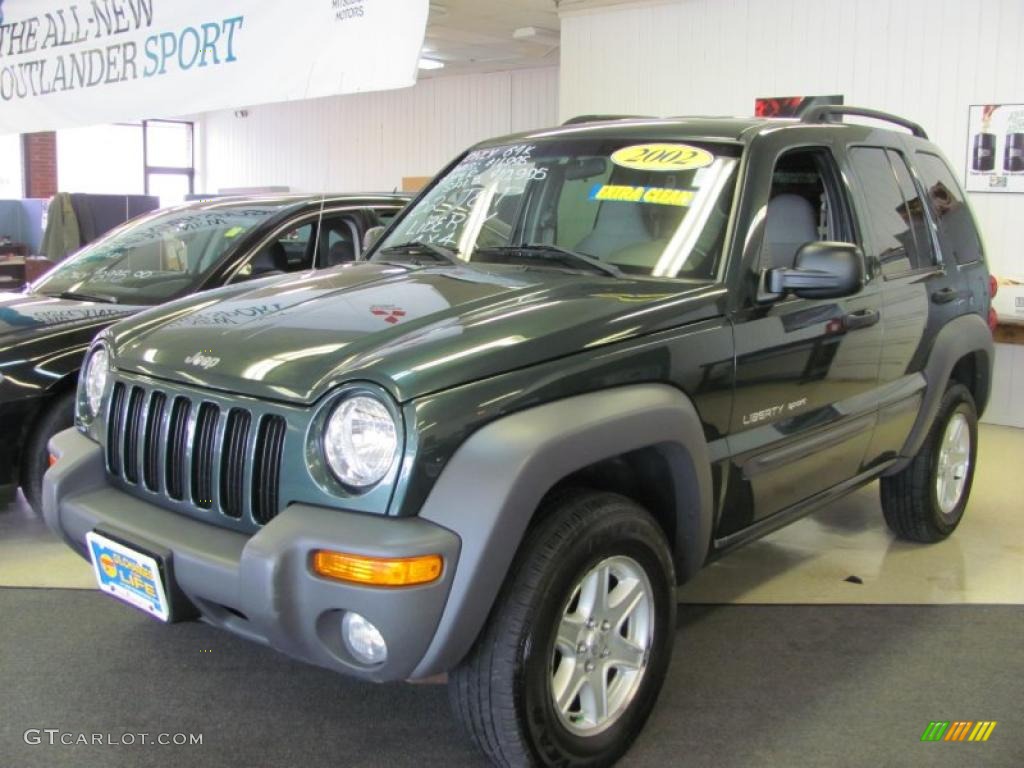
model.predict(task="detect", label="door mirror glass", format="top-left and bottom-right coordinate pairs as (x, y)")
top-left (765, 241), bottom-right (865, 300)
top-left (363, 226), bottom-right (386, 252)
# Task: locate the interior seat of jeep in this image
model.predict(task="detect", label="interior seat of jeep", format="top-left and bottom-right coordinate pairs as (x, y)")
top-left (576, 194), bottom-right (649, 258)
top-left (763, 193), bottom-right (819, 268)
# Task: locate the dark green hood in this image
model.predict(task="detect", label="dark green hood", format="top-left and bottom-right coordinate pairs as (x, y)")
top-left (110, 263), bottom-right (723, 404)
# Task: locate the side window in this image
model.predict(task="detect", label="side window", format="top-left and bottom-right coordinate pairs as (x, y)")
top-left (374, 207), bottom-right (401, 228)
top-left (914, 152), bottom-right (984, 265)
top-left (234, 222), bottom-right (314, 281)
top-left (848, 147), bottom-right (930, 277)
top-left (760, 147), bottom-right (851, 271)
top-left (887, 150), bottom-right (937, 268)
top-left (319, 215), bottom-right (361, 267)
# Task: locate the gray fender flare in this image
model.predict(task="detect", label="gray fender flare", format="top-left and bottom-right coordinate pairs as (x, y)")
top-left (887, 313), bottom-right (994, 474)
top-left (411, 383), bottom-right (712, 678)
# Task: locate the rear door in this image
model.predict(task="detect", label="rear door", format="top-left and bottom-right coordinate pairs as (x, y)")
top-left (722, 142), bottom-right (883, 534)
top-left (845, 145), bottom-right (955, 463)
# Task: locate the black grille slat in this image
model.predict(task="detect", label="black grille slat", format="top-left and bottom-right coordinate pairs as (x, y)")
top-left (104, 377), bottom-right (286, 528)
top-left (191, 403), bottom-right (220, 509)
top-left (219, 409), bottom-right (251, 519)
top-left (166, 398), bottom-right (191, 500)
top-left (252, 415), bottom-right (286, 525)
top-left (143, 392), bottom-right (166, 492)
top-left (122, 387), bottom-right (145, 484)
top-left (106, 382), bottom-right (128, 475)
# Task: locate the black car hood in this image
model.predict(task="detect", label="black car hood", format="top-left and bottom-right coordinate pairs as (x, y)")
top-left (0, 292), bottom-right (141, 354)
top-left (111, 262), bottom-right (724, 404)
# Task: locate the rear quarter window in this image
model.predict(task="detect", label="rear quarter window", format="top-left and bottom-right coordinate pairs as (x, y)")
top-left (914, 152), bottom-right (984, 265)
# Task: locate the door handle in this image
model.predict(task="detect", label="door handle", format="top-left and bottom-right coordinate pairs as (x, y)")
top-left (931, 287), bottom-right (958, 304)
top-left (844, 308), bottom-right (880, 331)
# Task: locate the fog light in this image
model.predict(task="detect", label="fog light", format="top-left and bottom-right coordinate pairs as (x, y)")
top-left (342, 612), bottom-right (387, 664)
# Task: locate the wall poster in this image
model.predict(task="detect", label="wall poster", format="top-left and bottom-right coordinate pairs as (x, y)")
top-left (966, 104), bottom-right (1024, 193)
top-left (754, 95), bottom-right (844, 118)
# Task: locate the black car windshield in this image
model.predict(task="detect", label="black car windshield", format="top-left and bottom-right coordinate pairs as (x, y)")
top-left (375, 137), bottom-right (740, 279)
top-left (30, 203), bottom-right (290, 305)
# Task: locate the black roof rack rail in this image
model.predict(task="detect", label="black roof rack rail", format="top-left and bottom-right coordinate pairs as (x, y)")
top-left (799, 106), bottom-right (928, 139)
top-left (561, 114), bottom-right (655, 126)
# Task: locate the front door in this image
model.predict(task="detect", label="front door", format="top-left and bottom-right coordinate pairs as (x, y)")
top-left (721, 145), bottom-right (883, 535)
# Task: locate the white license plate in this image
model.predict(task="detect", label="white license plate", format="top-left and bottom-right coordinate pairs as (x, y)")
top-left (86, 531), bottom-right (170, 622)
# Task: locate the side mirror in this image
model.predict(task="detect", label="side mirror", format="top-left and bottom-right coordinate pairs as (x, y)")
top-left (766, 241), bottom-right (865, 300)
top-left (363, 226), bottom-right (386, 252)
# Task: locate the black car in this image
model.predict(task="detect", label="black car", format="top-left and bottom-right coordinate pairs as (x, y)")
top-left (46, 108), bottom-right (994, 767)
top-left (1, 192), bottom-right (408, 511)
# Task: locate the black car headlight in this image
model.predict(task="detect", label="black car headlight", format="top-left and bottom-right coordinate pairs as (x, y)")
top-left (322, 393), bottom-right (399, 489)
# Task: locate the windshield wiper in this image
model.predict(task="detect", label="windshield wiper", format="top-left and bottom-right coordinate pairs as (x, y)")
top-left (377, 240), bottom-right (462, 266)
top-left (53, 290), bottom-right (119, 304)
top-left (473, 244), bottom-right (622, 278)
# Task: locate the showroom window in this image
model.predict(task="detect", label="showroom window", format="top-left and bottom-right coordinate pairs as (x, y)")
top-left (143, 120), bottom-right (195, 206)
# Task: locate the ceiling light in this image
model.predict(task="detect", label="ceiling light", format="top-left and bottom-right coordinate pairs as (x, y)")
top-left (418, 57), bottom-right (445, 70)
top-left (512, 26), bottom-right (560, 47)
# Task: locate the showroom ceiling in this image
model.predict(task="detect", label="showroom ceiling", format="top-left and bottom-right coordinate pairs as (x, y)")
top-left (419, 0), bottom-right (652, 77)
top-left (421, 0), bottom-right (561, 75)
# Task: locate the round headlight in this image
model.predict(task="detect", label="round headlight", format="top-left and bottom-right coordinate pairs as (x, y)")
top-left (83, 346), bottom-right (111, 417)
top-left (323, 395), bottom-right (398, 488)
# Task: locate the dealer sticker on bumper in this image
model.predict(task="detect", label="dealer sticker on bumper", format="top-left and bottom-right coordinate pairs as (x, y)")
top-left (86, 532), bottom-right (170, 622)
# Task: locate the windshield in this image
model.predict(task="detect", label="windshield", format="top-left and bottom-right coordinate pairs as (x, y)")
top-left (376, 137), bottom-right (740, 279)
top-left (31, 204), bottom-right (290, 305)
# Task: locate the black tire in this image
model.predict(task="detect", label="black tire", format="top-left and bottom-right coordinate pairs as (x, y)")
top-left (448, 489), bottom-right (676, 768)
top-left (20, 392), bottom-right (75, 514)
top-left (880, 383), bottom-right (978, 543)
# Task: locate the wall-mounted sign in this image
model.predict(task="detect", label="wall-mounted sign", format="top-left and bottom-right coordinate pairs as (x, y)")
top-left (966, 104), bottom-right (1024, 194)
top-left (754, 95), bottom-right (843, 118)
top-left (0, 0), bottom-right (429, 134)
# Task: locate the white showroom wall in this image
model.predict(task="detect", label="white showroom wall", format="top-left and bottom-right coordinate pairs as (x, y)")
top-left (0, 133), bottom-right (22, 198)
top-left (560, 0), bottom-right (1024, 427)
top-left (560, 0), bottom-right (1022, 279)
top-left (196, 67), bottom-right (559, 194)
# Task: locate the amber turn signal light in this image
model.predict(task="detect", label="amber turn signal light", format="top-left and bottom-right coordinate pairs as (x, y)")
top-left (48, 454), bottom-right (58, 467)
top-left (312, 551), bottom-right (443, 587)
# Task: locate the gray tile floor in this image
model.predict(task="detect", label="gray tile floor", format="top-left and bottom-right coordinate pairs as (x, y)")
top-left (2, 424), bottom-right (1022, 604)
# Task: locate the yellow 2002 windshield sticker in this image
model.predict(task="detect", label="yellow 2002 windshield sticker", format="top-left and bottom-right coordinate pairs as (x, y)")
top-left (610, 143), bottom-right (714, 172)
top-left (590, 184), bottom-right (695, 207)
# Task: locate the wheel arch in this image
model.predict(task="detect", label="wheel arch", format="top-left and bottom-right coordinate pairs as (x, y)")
top-left (13, 372), bottom-right (80, 483)
top-left (411, 383), bottom-right (713, 678)
top-left (885, 313), bottom-right (993, 476)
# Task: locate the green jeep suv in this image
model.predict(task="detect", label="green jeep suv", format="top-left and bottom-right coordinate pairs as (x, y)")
top-left (45, 108), bottom-right (994, 767)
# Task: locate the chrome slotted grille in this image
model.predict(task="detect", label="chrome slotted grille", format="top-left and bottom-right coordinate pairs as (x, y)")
top-left (105, 380), bottom-right (287, 529)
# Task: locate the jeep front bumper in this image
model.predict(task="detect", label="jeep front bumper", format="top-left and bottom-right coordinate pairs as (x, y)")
top-left (42, 428), bottom-right (461, 683)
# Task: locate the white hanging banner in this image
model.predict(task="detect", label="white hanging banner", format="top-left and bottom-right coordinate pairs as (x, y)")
top-left (0, 0), bottom-right (429, 134)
